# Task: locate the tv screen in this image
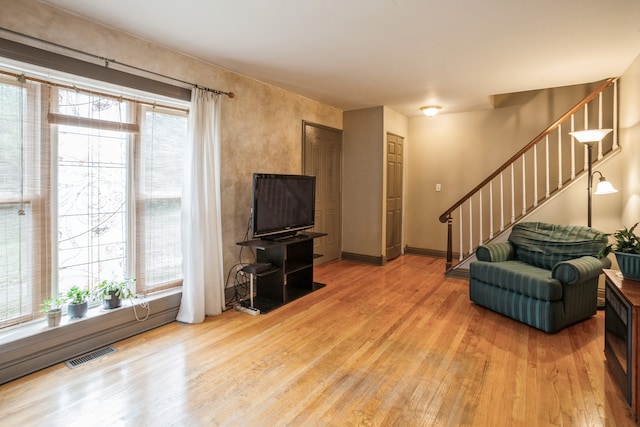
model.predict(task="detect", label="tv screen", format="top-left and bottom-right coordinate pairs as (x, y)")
top-left (252, 173), bottom-right (316, 239)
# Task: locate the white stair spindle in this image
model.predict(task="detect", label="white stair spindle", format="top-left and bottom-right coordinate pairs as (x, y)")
top-left (545, 135), bottom-right (550, 198)
top-left (510, 164), bottom-right (515, 223)
top-left (557, 124), bottom-right (563, 189)
top-left (570, 114), bottom-right (576, 179)
top-left (499, 172), bottom-right (505, 232)
top-left (479, 189), bottom-right (483, 246)
top-left (533, 144), bottom-right (538, 207)
top-left (521, 155), bottom-right (526, 215)
top-left (469, 199), bottom-right (473, 254)
top-left (489, 181), bottom-right (494, 239)
top-left (584, 103), bottom-right (589, 174)
top-left (613, 80), bottom-right (619, 149)
top-left (598, 92), bottom-right (603, 159)
top-left (459, 208), bottom-right (463, 261)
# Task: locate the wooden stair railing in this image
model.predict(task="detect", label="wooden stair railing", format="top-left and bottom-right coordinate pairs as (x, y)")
top-left (439, 78), bottom-right (618, 272)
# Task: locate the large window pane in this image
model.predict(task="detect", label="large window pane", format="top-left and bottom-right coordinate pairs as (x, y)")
top-left (138, 107), bottom-right (186, 292)
top-left (57, 124), bottom-right (128, 292)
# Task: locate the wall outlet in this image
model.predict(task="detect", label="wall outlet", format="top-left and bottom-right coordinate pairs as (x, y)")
top-left (436, 183), bottom-right (442, 192)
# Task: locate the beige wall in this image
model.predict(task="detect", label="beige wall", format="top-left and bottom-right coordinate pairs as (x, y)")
top-left (0, 0), bottom-right (343, 280)
top-left (620, 53), bottom-right (640, 228)
top-left (342, 107), bottom-right (384, 257)
top-left (341, 106), bottom-right (409, 260)
top-left (406, 82), bottom-right (612, 252)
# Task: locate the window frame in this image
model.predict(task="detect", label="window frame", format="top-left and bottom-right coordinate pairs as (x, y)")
top-left (0, 65), bottom-right (188, 330)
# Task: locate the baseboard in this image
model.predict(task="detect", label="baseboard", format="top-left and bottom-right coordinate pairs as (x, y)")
top-left (0, 289), bottom-right (181, 385)
top-left (445, 268), bottom-right (470, 279)
top-left (341, 252), bottom-right (384, 266)
top-left (404, 246), bottom-right (460, 260)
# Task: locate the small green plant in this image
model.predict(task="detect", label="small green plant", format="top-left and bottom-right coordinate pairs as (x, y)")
top-left (599, 223), bottom-right (640, 257)
top-left (40, 296), bottom-right (66, 313)
top-left (66, 286), bottom-right (90, 305)
top-left (91, 278), bottom-right (135, 300)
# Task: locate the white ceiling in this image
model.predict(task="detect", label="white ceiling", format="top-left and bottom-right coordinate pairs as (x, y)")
top-left (43, 0), bottom-right (640, 117)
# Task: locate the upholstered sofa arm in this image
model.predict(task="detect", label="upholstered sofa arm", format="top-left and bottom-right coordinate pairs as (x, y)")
top-left (551, 256), bottom-right (612, 285)
top-left (476, 242), bottom-right (516, 262)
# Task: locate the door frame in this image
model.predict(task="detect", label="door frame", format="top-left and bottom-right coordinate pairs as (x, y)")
top-left (301, 120), bottom-right (343, 263)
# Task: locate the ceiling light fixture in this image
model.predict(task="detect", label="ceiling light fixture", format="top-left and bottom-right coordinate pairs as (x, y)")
top-left (420, 105), bottom-right (441, 117)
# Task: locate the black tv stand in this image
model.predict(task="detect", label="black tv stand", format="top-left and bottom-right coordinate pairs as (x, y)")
top-left (237, 232), bottom-right (326, 313)
top-left (265, 232), bottom-right (301, 242)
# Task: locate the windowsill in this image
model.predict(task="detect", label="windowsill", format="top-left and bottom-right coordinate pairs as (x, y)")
top-left (0, 288), bottom-right (181, 345)
top-left (0, 288), bottom-right (182, 384)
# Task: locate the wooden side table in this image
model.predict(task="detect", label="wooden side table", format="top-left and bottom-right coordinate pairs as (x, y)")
top-left (604, 269), bottom-right (640, 419)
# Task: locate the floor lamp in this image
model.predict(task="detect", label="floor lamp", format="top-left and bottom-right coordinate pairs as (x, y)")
top-left (569, 129), bottom-right (617, 227)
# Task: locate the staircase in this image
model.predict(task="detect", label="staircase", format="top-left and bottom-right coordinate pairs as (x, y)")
top-left (439, 78), bottom-right (619, 276)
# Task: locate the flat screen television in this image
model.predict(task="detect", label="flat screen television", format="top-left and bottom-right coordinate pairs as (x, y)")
top-left (251, 173), bottom-right (316, 240)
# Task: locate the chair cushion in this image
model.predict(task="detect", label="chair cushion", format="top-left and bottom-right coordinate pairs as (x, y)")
top-left (508, 222), bottom-right (607, 270)
top-left (470, 260), bottom-right (563, 301)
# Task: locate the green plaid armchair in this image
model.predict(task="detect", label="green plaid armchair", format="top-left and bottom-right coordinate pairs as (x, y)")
top-left (469, 222), bottom-right (611, 333)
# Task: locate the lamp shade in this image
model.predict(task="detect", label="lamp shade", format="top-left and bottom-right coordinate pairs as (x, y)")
top-left (594, 178), bottom-right (618, 195)
top-left (569, 129), bottom-right (613, 143)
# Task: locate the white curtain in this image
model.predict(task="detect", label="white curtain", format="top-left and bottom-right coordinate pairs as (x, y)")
top-left (177, 88), bottom-right (225, 323)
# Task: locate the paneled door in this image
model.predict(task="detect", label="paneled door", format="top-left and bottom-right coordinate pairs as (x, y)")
top-left (302, 121), bottom-right (342, 265)
top-left (386, 133), bottom-right (403, 261)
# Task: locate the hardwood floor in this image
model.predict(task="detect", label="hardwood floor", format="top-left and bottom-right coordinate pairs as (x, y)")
top-left (0, 255), bottom-right (637, 426)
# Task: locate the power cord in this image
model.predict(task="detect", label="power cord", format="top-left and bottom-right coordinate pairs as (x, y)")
top-left (224, 212), bottom-right (257, 309)
top-left (129, 295), bottom-right (150, 321)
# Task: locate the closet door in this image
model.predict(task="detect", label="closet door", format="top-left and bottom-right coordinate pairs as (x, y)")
top-left (386, 133), bottom-right (403, 261)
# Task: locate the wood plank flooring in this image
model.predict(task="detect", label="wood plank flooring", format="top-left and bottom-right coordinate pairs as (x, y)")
top-left (0, 255), bottom-right (637, 426)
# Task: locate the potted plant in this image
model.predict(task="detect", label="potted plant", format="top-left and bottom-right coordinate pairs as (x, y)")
top-left (66, 285), bottom-right (90, 318)
top-left (92, 278), bottom-right (135, 309)
top-left (600, 223), bottom-right (640, 281)
top-left (40, 296), bottom-right (66, 327)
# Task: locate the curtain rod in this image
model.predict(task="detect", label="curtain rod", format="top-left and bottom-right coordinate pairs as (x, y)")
top-left (0, 26), bottom-right (235, 98)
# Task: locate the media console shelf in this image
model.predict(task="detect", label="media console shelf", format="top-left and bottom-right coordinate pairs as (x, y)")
top-left (237, 232), bottom-right (326, 313)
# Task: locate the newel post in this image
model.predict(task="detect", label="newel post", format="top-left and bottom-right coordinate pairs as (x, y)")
top-left (446, 214), bottom-right (453, 270)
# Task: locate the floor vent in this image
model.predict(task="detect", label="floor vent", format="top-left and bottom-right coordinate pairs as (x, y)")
top-left (65, 345), bottom-right (117, 369)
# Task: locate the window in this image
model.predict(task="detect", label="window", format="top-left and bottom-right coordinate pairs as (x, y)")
top-left (0, 65), bottom-right (188, 329)
top-left (55, 88), bottom-right (131, 294)
top-left (136, 105), bottom-right (186, 292)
